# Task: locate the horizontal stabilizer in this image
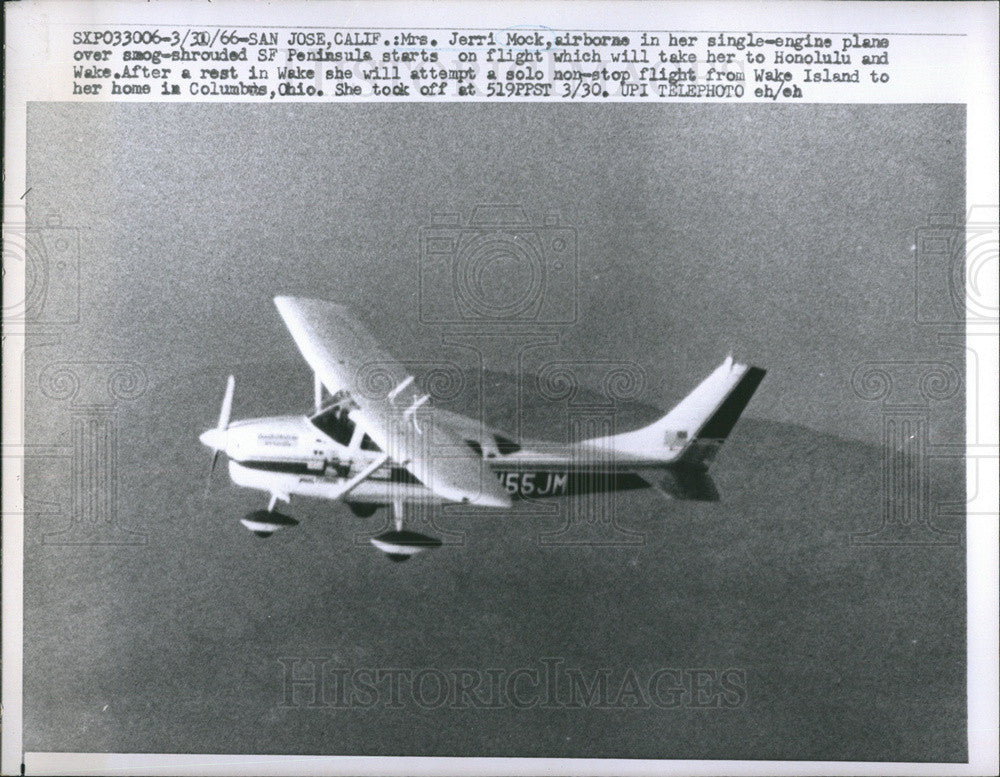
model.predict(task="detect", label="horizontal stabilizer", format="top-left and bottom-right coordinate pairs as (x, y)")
top-left (643, 466), bottom-right (720, 501)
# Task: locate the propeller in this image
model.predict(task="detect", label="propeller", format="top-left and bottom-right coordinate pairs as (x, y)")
top-left (217, 374), bottom-right (235, 430)
top-left (202, 375), bottom-right (235, 491)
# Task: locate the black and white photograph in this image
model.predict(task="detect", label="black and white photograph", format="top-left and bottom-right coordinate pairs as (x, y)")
top-left (3, 2), bottom-right (998, 776)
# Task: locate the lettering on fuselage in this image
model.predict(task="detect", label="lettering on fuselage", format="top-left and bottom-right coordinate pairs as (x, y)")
top-left (495, 469), bottom-right (652, 499)
top-left (257, 433), bottom-right (297, 447)
top-left (239, 459), bottom-right (651, 500)
top-left (497, 471), bottom-right (569, 498)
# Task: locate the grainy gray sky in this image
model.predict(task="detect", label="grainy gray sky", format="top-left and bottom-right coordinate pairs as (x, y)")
top-left (27, 102), bottom-right (964, 445)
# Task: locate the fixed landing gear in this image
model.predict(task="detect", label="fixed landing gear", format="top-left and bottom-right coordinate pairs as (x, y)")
top-left (236, 493), bottom-right (442, 559)
top-left (346, 501), bottom-right (379, 518)
top-left (239, 493), bottom-right (298, 538)
top-left (369, 499), bottom-right (441, 562)
top-left (240, 510), bottom-right (299, 538)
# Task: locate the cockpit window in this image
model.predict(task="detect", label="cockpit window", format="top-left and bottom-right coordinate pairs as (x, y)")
top-left (310, 405), bottom-right (355, 447)
top-left (361, 434), bottom-right (381, 452)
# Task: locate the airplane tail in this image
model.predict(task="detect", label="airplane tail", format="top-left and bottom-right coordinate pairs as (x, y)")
top-left (581, 356), bottom-right (766, 472)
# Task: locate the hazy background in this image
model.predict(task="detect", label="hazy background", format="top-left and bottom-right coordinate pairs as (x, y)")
top-left (24, 103), bottom-right (965, 760)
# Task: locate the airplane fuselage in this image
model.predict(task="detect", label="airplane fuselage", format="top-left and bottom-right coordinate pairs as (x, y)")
top-left (217, 412), bottom-right (652, 506)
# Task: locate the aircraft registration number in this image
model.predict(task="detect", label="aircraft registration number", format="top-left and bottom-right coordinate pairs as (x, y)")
top-left (496, 471), bottom-right (568, 498)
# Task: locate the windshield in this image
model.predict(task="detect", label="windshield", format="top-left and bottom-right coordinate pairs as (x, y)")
top-left (309, 405), bottom-right (355, 446)
top-left (310, 404), bottom-right (382, 451)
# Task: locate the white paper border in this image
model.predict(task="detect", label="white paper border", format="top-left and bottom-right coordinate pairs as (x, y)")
top-left (3, 2), bottom-right (997, 775)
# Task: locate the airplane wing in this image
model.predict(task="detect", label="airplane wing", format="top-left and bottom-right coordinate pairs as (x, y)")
top-left (273, 296), bottom-right (511, 509)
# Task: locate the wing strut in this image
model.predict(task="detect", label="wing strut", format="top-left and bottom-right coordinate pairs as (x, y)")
top-left (392, 499), bottom-right (404, 531)
top-left (331, 452), bottom-right (390, 500)
top-left (313, 372), bottom-right (323, 414)
top-left (403, 394), bottom-right (430, 433)
top-left (387, 375), bottom-right (414, 404)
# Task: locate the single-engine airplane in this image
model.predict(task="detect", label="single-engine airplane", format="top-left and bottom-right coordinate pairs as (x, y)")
top-left (200, 297), bottom-right (765, 561)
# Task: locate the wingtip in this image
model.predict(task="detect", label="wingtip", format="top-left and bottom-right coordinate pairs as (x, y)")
top-left (480, 491), bottom-right (513, 509)
top-left (274, 296), bottom-right (350, 315)
top-left (468, 481), bottom-right (513, 509)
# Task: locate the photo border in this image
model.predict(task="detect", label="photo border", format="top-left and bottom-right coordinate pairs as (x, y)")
top-left (3, 2), bottom-right (997, 775)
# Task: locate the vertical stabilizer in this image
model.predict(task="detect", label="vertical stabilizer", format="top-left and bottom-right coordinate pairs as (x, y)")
top-left (580, 357), bottom-right (765, 467)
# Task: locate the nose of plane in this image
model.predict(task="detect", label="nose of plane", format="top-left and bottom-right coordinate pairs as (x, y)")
top-left (199, 427), bottom-right (226, 451)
